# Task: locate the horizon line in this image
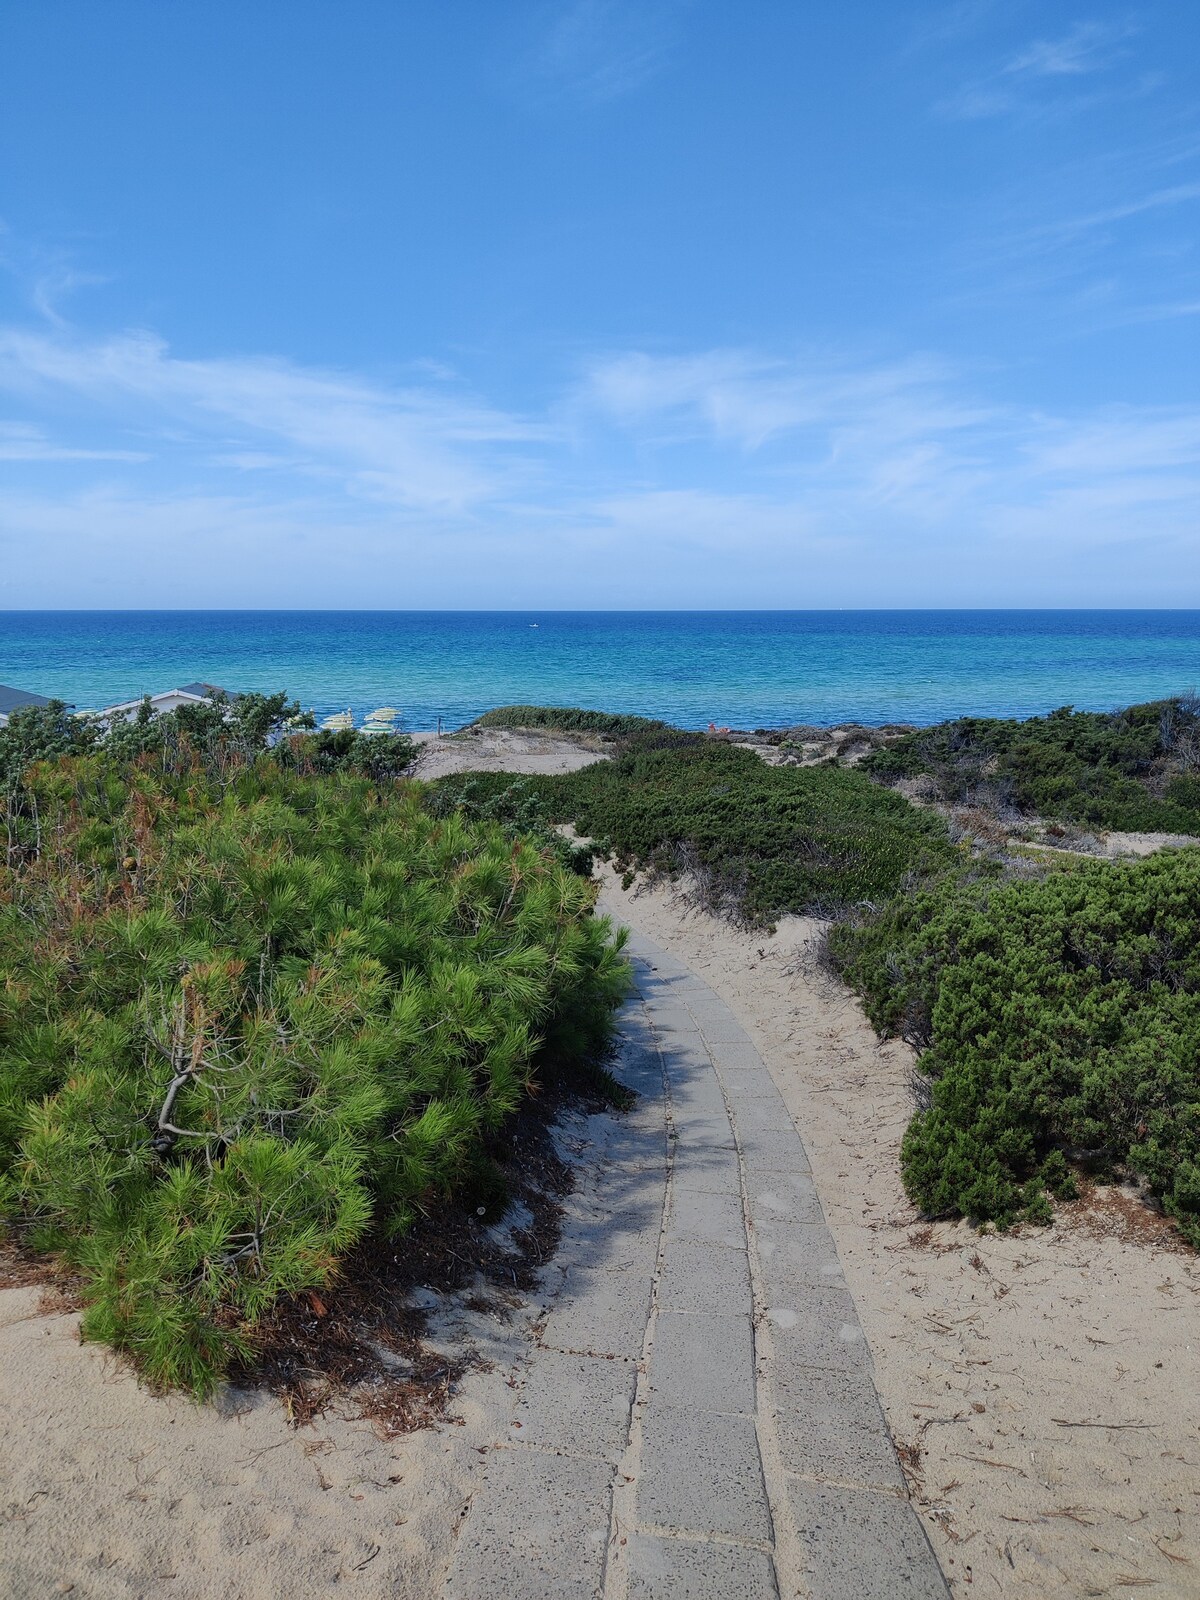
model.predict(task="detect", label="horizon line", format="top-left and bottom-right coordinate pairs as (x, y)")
top-left (6, 606), bottom-right (1200, 617)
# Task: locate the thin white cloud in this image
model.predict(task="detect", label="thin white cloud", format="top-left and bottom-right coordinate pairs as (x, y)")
top-left (1006, 20), bottom-right (1134, 79)
top-left (1025, 182), bottom-right (1200, 246)
top-left (940, 17), bottom-right (1139, 120)
top-left (3, 326), bottom-right (1200, 605)
top-left (531, 0), bottom-right (677, 104)
top-left (0, 329), bottom-right (549, 512)
top-left (580, 348), bottom-right (995, 452)
top-left (0, 420), bottom-right (147, 462)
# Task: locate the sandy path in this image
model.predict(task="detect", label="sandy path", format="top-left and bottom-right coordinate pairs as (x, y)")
top-left (595, 866), bottom-right (1200, 1599)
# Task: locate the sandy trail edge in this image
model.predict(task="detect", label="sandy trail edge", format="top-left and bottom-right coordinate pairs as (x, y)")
top-left (595, 865), bottom-right (1200, 1600)
top-left (0, 1092), bottom-right (624, 1600)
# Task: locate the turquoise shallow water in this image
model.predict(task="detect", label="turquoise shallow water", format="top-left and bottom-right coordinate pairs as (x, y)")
top-left (3, 611), bottom-right (1199, 730)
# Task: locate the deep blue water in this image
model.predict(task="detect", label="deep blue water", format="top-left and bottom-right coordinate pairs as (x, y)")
top-left (2, 611), bottom-right (1199, 730)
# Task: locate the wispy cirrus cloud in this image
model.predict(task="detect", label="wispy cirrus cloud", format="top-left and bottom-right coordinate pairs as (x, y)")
top-left (939, 16), bottom-right (1143, 120)
top-left (0, 328), bottom-right (549, 512)
top-left (527, 0), bottom-right (678, 105)
top-left (1006, 18), bottom-right (1135, 79)
top-left (577, 345), bottom-right (1200, 546)
top-left (578, 348), bottom-right (994, 452)
top-left (3, 323), bottom-right (1200, 606)
top-left (0, 420), bottom-right (147, 463)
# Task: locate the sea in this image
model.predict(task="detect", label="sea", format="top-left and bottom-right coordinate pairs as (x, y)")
top-left (3, 611), bottom-right (1200, 732)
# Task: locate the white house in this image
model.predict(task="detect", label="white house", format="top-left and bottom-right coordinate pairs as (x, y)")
top-left (0, 683), bottom-right (63, 729)
top-left (99, 681), bottom-right (231, 723)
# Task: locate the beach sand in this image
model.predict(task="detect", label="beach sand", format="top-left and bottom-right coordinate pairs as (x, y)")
top-left (410, 728), bottom-right (608, 779)
top-left (595, 865), bottom-right (1200, 1599)
top-left (0, 1285), bottom-right (496, 1597)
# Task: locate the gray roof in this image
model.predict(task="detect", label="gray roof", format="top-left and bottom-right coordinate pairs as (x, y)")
top-left (0, 683), bottom-right (59, 716)
top-left (176, 681), bottom-right (229, 699)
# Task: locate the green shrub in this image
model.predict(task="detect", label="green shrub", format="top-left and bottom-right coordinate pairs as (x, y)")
top-left (281, 726), bottom-right (417, 781)
top-left (0, 699), bottom-right (94, 787)
top-left (0, 754), bottom-right (627, 1395)
top-left (866, 698), bottom-right (1200, 834)
top-left (423, 772), bottom-right (594, 876)
top-left (470, 705), bottom-right (678, 744)
top-left (542, 740), bottom-right (956, 924)
top-left (831, 848), bottom-right (1200, 1242)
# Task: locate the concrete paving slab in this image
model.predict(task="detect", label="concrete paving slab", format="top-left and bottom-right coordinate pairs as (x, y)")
top-left (771, 1362), bottom-right (905, 1491)
top-left (620, 1074), bottom-right (667, 1109)
top-left (693, 1017), bottom-right (752, 1045)
top-left (738, 1126), bottom-right (812, 1174)
top-left (639, 978), bottom-right (709, 1002)
top-left (733, 1097), bottom-right (801, 1138)
top-left (746, 1173), bottom-right (823, 1225)
top-left (657, 1037), bottom-right (717, 1075)
top-left (637, 965), bottom-right (707, 987)
top-left (540, 1265), bottom-right (655, 1358)
top-left (626, 1534), bottom-right (779, 1599)
top-left (511, 1348), bottom-right (637, 1461)
top-left (768, 1285), bottom-right (871, 1374)
top-left (638, 1401), bottom-right (773, 1541)
top-left (557, 1206), bottom-right (663, 1277)
top-left (669, 1107), bottom-right (738, 1149)
top-left (671, 1142), bottom-right (743, 1196)
top-left (658, 1237), bottom-right (751, 1315)
top-left (666, 1071), bottom-right (728, 1110)
top-left (615, 1052), bottom-right (666, 1094)
top-left (647, 1310), bottom-right (756, 1414)
top-left (666, 1185), bottom-right (746, 1248)
top-left (756, 1222), bottom-right (847, 1294)
top-left (602, 1122), bottom-right (670, 1172)
top-left (574, 1167), bottom-right (665, 1219)
top-left (650, 1006), bottom-right (704, 1035)
top-left (706, 1039), bottom-right (770, 1071)
top-left (445, 1447), bottom-right (614, 1600)
top-left (668, 1092), bottom-right (730, 1127)
top-left (717, 1065), bottom-right (787, 1100)
top-left (786, 1478), bottom-right (950, 1600)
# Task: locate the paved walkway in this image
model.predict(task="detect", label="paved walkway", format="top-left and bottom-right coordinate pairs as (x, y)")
top-left (445, 930), bottom-right (949, 1600)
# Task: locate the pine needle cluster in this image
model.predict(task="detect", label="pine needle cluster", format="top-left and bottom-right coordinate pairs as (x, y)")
top-left (0, 749), bottom-right (628, 1395)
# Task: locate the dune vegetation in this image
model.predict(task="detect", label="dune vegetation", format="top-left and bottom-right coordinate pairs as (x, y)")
top-left (865, 695), bottom-right (1200, 835)
top-left (470, 705), bottom-right (673, 742)
top-left (0, 702), bottom-right (626, 1395)
top-left (442, 702), bottom-right (1200, 1248)
top-left (830, 849), bottom-right (1200, 1242)
top-left (4, 688), bottom-right (1198, 1404)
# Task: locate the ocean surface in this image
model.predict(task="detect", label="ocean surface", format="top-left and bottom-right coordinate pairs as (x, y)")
top-left (3, 612), bottom-right (1200, 731)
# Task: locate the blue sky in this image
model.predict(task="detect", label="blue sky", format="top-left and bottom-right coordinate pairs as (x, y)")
top-left (1, 0), bottom-right (1198, 607)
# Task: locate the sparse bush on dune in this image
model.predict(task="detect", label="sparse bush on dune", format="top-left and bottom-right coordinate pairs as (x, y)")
top-left (469, 705), bottom-right (676, 743)
top-left (543, 739), bottom-right (957, 925)
top-left (0, 742), bottom-right (627, 1396)
top-left (435, 709), bottom-right (960, 925)
top-left (866, 696), bottom-right (1200, 835)
top-left (422, 771), bottom-right (595, 877)
top-left (831, 847), bottom-right (1200, 1243)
